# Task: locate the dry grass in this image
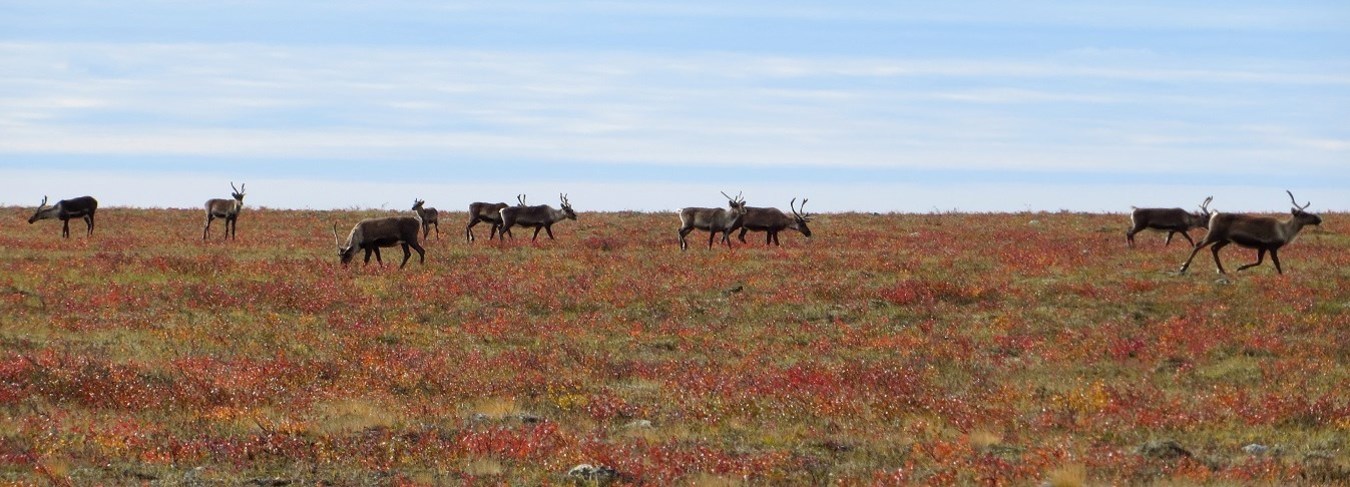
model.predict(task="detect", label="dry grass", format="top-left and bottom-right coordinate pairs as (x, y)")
top-left (1044, 463), bottom-right (1087, 487)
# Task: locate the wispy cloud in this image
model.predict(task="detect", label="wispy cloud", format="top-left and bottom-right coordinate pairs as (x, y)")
top-left (2, 42), bottom-right (1345, 174)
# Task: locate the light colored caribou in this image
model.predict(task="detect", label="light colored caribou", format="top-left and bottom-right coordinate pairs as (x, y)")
top-left (499, 193), bottom-right (577, 241)
top-left (203, 182), bottom-right (246, 240)
top-left (677, 192), bottom-right (747, 251)
top-left (29, 195), bottom-right (99, 238)
top-left (412, 199), bottom-right (440, 240)
top-left (334, 216), bottom-right (426, 268)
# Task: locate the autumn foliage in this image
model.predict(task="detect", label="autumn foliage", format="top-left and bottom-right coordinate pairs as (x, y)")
top-left (1, 208), bottom-right (1347, 484)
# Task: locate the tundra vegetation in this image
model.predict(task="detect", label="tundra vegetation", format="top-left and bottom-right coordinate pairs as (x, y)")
top-left (0, 207), bottom-right (1346, 485)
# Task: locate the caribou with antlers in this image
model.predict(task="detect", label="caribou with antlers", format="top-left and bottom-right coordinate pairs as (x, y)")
top-left (1179, 191), bottom-right (1322, 275)
top-left (465, 194), bottom-right (527, 243)
top-left (1126, 196), bottom-right (1212, 247)
top-left (203, 182), bottom-right (246, 240)
top-left (499, 193), bottom-right (577, 241)
top-left (412, 199), bottom-right (440, 240)
top-left (333, 216), bottom-right (426, 268)
top-left (737, 197), bottom-right (812, 246)
top-left (29, 195), bottom-right (99, 238)
top-left (677, 191), bottom-right (747, 251)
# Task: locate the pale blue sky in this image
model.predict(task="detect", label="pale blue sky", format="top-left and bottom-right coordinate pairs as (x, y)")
top-left (2, 1), bottom-right (1347, 211)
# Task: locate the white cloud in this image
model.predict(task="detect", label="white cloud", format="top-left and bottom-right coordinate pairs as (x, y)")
top-left (1, 41), bottom-right (1346, 176)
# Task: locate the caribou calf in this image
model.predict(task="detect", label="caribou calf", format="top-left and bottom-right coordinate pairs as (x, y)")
top-left (678, 192), bottom-right (747, 250)
top-left (334, 216), bottom-right (426, 268)
top-left (29, 195), bottom-right (98, 238)
top-left (499, 193), bottom-right (576, 241)
top-left (465, 194), bottom-right (526, 243)
top-left (412, 199), bottom-right (440, 240)
top-left (737, 197), bottom-right (812, 246)
top-left (1179, 191), bottom-right (1322, 275)
top-left (1126, 196), bottom-right (1212, 247)
top-left (203, 182), bottom-right (246, 240)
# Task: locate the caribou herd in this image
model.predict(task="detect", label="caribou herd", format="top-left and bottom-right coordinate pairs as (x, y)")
top-left (22, 186), bottom-right (1327, 274)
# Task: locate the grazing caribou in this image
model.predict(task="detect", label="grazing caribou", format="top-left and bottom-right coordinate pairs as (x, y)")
top-left (465, 195), bottom-right (526, 243)
top-left (1179, 191), bottom-right (1322, 275)
top-left (1126, 196), bottom-right (1212, 247)
top-left (203, 182), bottom-right (246, 240)
top-left (737, 197), bottom-right (813, 246)
top-left (334, 216), bottom-right (426, 268)
top-left (677, 191), bottom-right (747, 251)
top-left (29, 195), bottom-right (98, 238)
top-left (412, 199), bottom-right (440, 240)
top-left (499, 193), bottom-right (577, 241)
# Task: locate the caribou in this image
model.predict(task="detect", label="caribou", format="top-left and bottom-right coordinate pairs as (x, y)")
top-left (29, 195), bottom-right (99, 238)
top-left (737, 197), bottom-right (812, 246)
top-left (1126, 196), bottom-right (1212, 247)
top-left (1179, 191), bottom-right (1322, 275)
top-left (677, 191), bottom-right (747, 251)
top-left (333, 216), bottom-right (426, 268)
top-left (203, 182), bottom-right (246, 240)
top-left (412, 199), bottom-right (440, 240)
top-left (465, 195), bottom-right (527, 243)
top-left (499, 193), bottom-right (577, 241)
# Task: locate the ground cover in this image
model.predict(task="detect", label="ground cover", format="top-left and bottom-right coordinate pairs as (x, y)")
top-left (1, 208), bottom-right (1347, 485)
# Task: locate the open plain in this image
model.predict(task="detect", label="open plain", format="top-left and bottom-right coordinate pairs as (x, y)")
top-left (2, 208), bottom-right (1347, 485)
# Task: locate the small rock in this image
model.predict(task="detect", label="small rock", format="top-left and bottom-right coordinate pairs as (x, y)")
top-left (723, 283), bottom-right (745, 295)
top-left (1138, 439), bottom-right (1192, 460)
top-left (517, 413), bottom-right (543, 424)
top-left (1242, 443), bottom-right (1269, 456)
top-left (624, 419), bottom-right (653, 429)
top-left (567, 464), bottom-right (618, 482)
top-left (469, 413), bottom-right (490, 423)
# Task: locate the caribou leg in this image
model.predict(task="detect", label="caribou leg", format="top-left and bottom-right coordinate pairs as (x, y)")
top-left (544, 224), bottom-right (556, 240)
top-left (1270, 249), bottom-right (1283, 274)
top-left (1178, 241), bottom-right (1213, 274)
top-left (399, 243), bottom-right (412, 269)
top-left (1209, 241), bottom-right (1230, 274)
top-left (1237, 249), bottom-right (1266, 272)
top-left (1177, 231), bottom-right (1196, 247)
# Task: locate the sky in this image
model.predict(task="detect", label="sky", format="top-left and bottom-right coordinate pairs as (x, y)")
top-left (1, 1), bottom-right (1347, 212)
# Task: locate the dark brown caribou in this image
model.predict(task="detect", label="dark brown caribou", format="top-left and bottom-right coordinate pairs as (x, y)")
top-left (29, 195), bottom-right (99, 238)
top-left (1179, 191), bottom-right (1322, 275)
top-left (465, 194), bottom-right (527, 243)
top-left (736, 197), bottom-right (812, 246)
top-left (1126, 196), bottom-right (1212, 247)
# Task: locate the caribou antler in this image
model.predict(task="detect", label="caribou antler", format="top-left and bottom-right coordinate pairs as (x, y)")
top-left (1199, 196), bottom-right (1212, 213)
top-left (560, 193), bottom-right (571, 207)
top-left (332, 224), bottom-right (341, 249)
top-left (1287, 190), bottom-right (1310, 211)
top-left (38, 195), bottom-right (48, 208)
top-left (230, 181), bottom-right (240, 194)
top-left (517, 194), bottom-right (528, 206)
